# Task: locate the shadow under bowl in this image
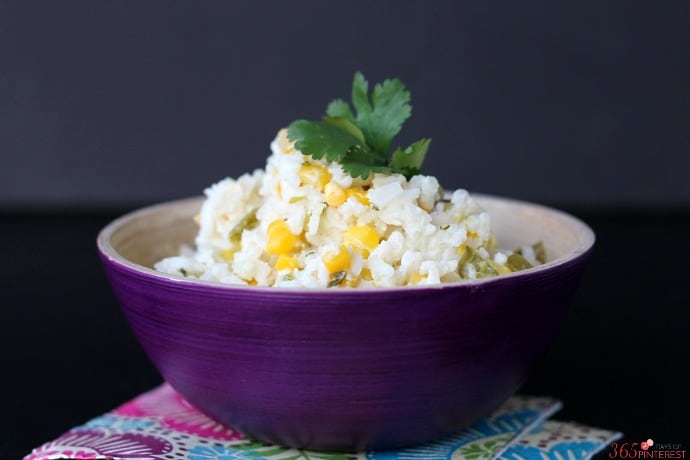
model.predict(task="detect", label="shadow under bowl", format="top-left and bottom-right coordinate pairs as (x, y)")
top-left (97, 194), bottom-right (594, 451)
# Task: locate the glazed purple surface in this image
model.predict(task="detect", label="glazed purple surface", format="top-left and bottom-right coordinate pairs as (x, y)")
top-left (98, 252), bottom-right (589, 451)
top-left (96, 195), bottom-right (594, 450)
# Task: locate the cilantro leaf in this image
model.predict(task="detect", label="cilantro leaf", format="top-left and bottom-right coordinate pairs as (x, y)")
top-left (326, 99), bottom-right (355, 124)
top-left (287, 119), bottom-right (366, 162)
top-left (390, 138), bottom-right (431, 179)
top-left (287, 72), bottom-right (430, 180)
top-left (341, 145), bottom-right (390, 179)
top-left (351, 72), bottom-right (372, 116)
top-left (323, 116), bottom-right (365, 144)
top-left (351, 72), bottom-right (411, 160)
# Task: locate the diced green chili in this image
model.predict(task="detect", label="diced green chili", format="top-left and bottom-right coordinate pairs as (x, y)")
top-left (327, 271), bottom-right (346, 287)
top-left (229, 208), bottom-right (258, 243)
top-left (533, 241), bottom-right (546, 264)
top-left (457, 248), bottom-right (472, 274)
top-left (514, 242), bottom-right (546, 265)
top-left (475, 258), bottom-right (498, 278)
top-left (506, 253), bottom-right (532, 272)
top-left (458, 247), bottom-right (497, 279)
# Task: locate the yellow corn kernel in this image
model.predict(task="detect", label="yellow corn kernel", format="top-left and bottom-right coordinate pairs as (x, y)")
top-left (457, 244), bottom-right (467, 255)
top-left (266, 220), bottom-right (301, 255)
top-left (323, 246), bottom-right (351, 272)
top-left (409, 273), bottom-right (428, 285)
top-left (360, 268), bottom-right (372, 280)
top-left (247, 279), bottom-right (258, 286)
top-left (277, 128), bottom-right (295, 154)
top-left (276, 255), bottom-right (298, 270)
top-left (343, 225), bottom-right (380, 256)
top-left (324, 182), bottom-right (346, 207)
top-left (299, 164), bottom-right (331, 191)
top-left (346, 188), bottom-right (370, 206)
top-left (466, 231), bottom-right (479, 239)
top-left (219, 248), bottom-right (235, 261)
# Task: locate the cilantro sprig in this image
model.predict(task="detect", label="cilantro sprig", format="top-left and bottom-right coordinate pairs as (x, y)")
top-left (287, 72), bottom-right (431, 179)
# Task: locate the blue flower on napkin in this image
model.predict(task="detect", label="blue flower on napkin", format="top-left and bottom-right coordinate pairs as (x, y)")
top-left (81, 415), bottom-right (154, 431)
top-left (367, 408), bottom-right (541, 460)
top-left (188, 444), bottom-right (266, 460)
top-left (500, 441), bottom-right (602, 460)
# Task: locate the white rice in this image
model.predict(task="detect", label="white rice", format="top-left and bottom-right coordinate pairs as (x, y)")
top-left (154, 129), bottom-right (513, 288)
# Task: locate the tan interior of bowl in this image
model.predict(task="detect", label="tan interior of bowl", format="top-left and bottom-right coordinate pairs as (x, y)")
top-left (104, 197), bottom-right (203, 269)
top-left (100, 195), bottom-right (594, 275)
top-left (475, 195), bottom-right (594, 263)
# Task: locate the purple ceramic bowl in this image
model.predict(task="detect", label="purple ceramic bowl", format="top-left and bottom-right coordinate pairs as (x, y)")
top-left (97, 194), bottom-right (594, 451)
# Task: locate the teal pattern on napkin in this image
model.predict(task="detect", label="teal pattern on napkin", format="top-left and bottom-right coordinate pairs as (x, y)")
top-left (366, 396), bottom-right (561, 460)
top-left (499, 420), bottom-right (623, 460)
top-left (23, 384), bottom-right (621, 460)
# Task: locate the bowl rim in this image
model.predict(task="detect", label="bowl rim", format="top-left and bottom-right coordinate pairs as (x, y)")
top-left (97, 193), bottom-right (595, 294)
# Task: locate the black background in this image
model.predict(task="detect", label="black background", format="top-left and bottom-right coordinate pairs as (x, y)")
top-left (1, 1), bottom-right (689, 458)
top-left (1, 1), bottom-right (688, 208)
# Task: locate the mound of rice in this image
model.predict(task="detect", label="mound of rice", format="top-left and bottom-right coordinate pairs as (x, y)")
top-left (155, 129), bottom-right (533, 288)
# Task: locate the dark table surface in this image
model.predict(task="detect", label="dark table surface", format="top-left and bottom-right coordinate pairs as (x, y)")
top-left (2, 209), bottom-right (689, 459)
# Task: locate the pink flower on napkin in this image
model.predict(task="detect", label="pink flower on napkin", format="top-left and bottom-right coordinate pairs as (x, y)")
top-left (25, 450), bottom-right (97, 460)
top-left (114, 384), bottom-right (244, 441)
top-left (24, 429), bottom-right (172, 460)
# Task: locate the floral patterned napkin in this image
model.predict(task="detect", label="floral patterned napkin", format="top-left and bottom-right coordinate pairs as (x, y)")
top-left (24, 384), bottom-right (620, 460)
top-left (499, 420), bottom-right (622, 460)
